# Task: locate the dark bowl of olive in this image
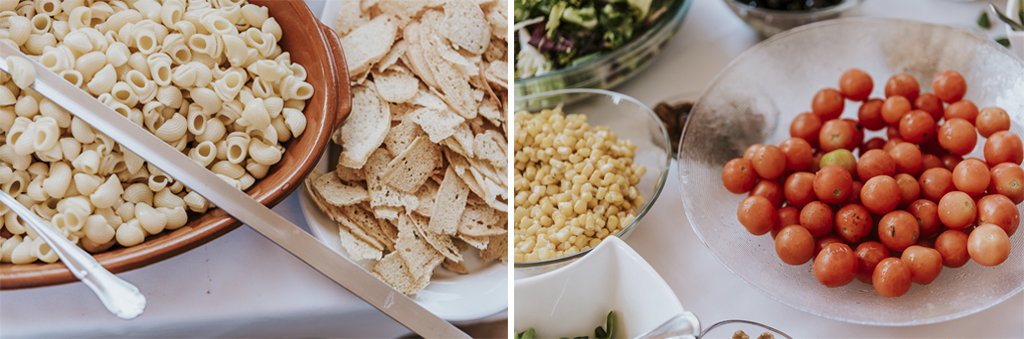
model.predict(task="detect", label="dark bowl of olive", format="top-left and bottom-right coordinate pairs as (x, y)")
top-left (724, 0), bottom-right (862, 37)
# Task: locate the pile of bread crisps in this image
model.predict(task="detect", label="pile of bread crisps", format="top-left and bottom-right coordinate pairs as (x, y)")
top-left (304, 0), bottom-right (508, 295)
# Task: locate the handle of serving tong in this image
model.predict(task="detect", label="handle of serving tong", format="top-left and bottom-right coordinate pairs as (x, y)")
top-left (635, 312), bottom-right (701, 339)
top-left (321, 22), bottom-right (352, 130)
top-left (0, 192), bottom-right (146, 319)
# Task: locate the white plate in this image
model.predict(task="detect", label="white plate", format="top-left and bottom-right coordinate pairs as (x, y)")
top-left (298, 150), bottom-right (508, 322)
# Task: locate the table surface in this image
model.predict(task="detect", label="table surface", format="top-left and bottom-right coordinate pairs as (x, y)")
top-left (610, 0), bottom-right (1024, 338)
top-left (0, 1), bottom-right (505, 338)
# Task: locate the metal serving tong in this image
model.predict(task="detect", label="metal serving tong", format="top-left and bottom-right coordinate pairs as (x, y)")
top-left (0, 43), bottom-right (469, 338)
top-left (0, 190), bottom-right (146, 319)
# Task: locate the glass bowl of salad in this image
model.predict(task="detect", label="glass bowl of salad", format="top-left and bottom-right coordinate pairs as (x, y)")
top-left (513, 0), bottom-right (694, 97)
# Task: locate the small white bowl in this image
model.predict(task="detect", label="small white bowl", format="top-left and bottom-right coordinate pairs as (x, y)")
top-left (514, 237), bottom-right (697, 338)
top-left (1008, 0), bottom-right (1024, 59)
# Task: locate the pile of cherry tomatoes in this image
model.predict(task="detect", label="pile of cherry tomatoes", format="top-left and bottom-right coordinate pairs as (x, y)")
top-left (721, 69), bottom-right (1021, 298)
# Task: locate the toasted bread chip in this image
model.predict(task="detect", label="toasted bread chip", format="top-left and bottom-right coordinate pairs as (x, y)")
top-left (457, 232), bottom-right (490, 250)
top-left (442, 257), bottom-right (469, 274)
top-left (334, 0), bottom-right (369, 36)
top-left (377, 0), bottom-right (428, 20)
top-left (335, 162), bottom-right (366, 182)
top-left (458, 204), bottom-right (506, 237)
top-left (409, 213), bottom-right (462, 262)
top-left (380, 218), bottom-right (399, 242)
top-left (313, 171), bottom-right (369, 206)
top-left (373, 67), bottom-right (419, 104)
top-left (373, 205), bottom-right (403, 221)
top-left (377, 40), bottom-right (408, 73)
top-left (338, 222), bottom-right (384, 261)
top-left (365, 148), bottom-right (419, 209)
top-left (410, 107), bottom-right (464, 143)
top-left (340, 14), bottom-right (398, 77)
top-left (339, 85), bottom-right (391, 169)
top-left (396, 213), bottom-right (444, 279)
top-left (429, 166), bottom-right (470, 235)
top-left (373, 252), bottom-right (430, 295)
top-left (413, 178), bottom-right (439, 217)
top-left (482, 0), bottom-right (507, 42)
top-left (383, 118), bottom-right (427, 156)
top-left (478, 95), bottom-right (503, 128)
top-left (480, 233), bottom-right (507, 263)
top-left (343, 204), bottom-right (394, 252)
top-left (382, 136), bottom-right (440, 193)
top-left (442, 0), bottom-right (490, 54)
top-left (485, 61), bottom-right (507, 89)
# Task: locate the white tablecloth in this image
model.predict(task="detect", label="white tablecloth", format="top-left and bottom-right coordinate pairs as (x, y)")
top-left (0, 1), bottom-right (505, 337)
top-left (613, 0), bottom-right (1024, 337)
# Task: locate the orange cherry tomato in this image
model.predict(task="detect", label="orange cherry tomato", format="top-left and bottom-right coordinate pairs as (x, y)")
top-left (885, 74), bottom-right (920, 102)
top-left (894, 173), bottom-right (920, 208)
top-left (873, 258), bottom-right (912, 297)
top-left (857, 149), bottom-right (896, 181)
top-left (901, 245), bottom-right (943, 285)
top-left (784, 172), bottom-right (818, 208)
top-left (932, 70), bottom-right (967, 103)
top-left (914, 93), bottom-right (944, 120)
top-left (882, 95), bottom-right (912, 126)
top-left (937, 118), bottom-right (977, 156)
top-left (814, 243), bottom-right (858, 288)
top-left (975, 107), bottom-right (1011, 138)
top-left (773, 206), bottom-right (801, 238)
top-left (750, 179), bottom-right (784, 209)
top-left (840, 68), bottom-right (873, 101)
top-left (779, 137), bottom-right (813, 172)
top-left (906, 199), bottom-right (942, 240)
top-left (835, 204), bottom-right (873, 244)
top-left (722, 158), bottom-right (759, 194)
top-left (790, 112), bottom-right (822, 147)
top-left (775, 225), bottom-right (815, 265)
top-left (752, 144), bottom-right (786, 180)
top-left (934, 229), bottom-right (971, 268)
top-left (879, 210), bottom-right (920, 252)
top-left (814, 165), bottom-right (853, 204)
top-left (989, 163), bottom-right (1024, 204)
top-left (855, 241), bottom-right (891, 284)
top-left (984, 131), bottom-right (1024, 167)
top-left (861, 175), bottom-right (900, 214)
top-left (812, 88), bottom-right (845, 121)
top-left (938, 191), bottom-right (976, 230)
top-left (888, 142), bottom-right (923, 177)
top-left (976, 194), bottom-right (1019, 237)
top-left (918, 167), bottom-right (956, 202)
top-left (858, 98), bottom-right (887, 131)
top-left (737, 196), bottom-right (777, 236)
top-left (800, 201), bottom-right (834, 238)
top-left (967, 224), bottom-right (1011, 267)
top-left (898, 110), bottom-right (936, 144)
top-left (944, 100), bottom-right (979, 124)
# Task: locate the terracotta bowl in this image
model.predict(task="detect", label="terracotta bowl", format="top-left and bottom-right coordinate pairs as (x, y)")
top-left (0, 0), bottom-right (352, 289)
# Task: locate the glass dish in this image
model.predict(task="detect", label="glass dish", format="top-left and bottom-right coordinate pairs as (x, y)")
top-left (513, 0), bottom-right (694, 97)
top-left (723, 0), bottom-right (862, 37)
top-left (514, 89), bottom-right (672, 276)
top-left (677, 18), bottom-right (1024, 325)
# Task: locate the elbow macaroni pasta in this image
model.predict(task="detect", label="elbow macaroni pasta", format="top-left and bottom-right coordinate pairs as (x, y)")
top-left (0, 0), bottom-right (313, 264)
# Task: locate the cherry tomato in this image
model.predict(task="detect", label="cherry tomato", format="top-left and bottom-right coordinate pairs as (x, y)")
top-left (984, 131), bottom-right (1024, 167)
top-left (941, 153), bottom-right (963, 172)
top-left (921, 154), bottom-right (943, 171)
top-left (976, 194), bottom-right (1019, 237)
top-left (934, 229), bottom-right (971, 268)
top-left (967, 224), bottom-right (1011, 266)
top-left (840, 68), bottom-right (873, 101)
top-left (879, 210), bottom-right (920, 252)
top-left (722, 158), bottom-right (759, 194)
top-left (862, 175), bottom-right (900, 214)
top-left (812, 88), bottom-right (845, 121)
top-left (857, 149), bottom-right (896, 180)
top-left (843, 118), bottom-right (865, 149)
top-left (937, 118), bottom-right (977, 156)
top-left (882, 95), bottom-right (912, 126)
top-left (801, 201), bottom-right (834, 238)
top-left (784, 172), bottom-right (817, 208)
top-left (898, 110), bottom-right (936, 144)
top-left (743, 144), bottom-right (764, 161)
top-left (861, 137), bottom-right (886, 154)
top-left (846, 180), bottom-right (864, 205)
top-left (938, 191), bottom-right (976, 230)
top-left (858, 98), bottom-right (887, 131)
top-left (752, 144), bottom-right (786, 180)
top-left (814, 243), bottom-right (858, 288)
top-left (855, 241), bottom-right (891, 284)
top-left (790, 113), bottom-right (823, 147)
top-left (775, 225), bottom-right (816, 265)
top-left (918, 167), bottom-right (956, 202)
top-left (932, 70), bottom-right (967, 103)
top-left (919, 136), bottom-right (946, 157)
top-left (914, 93), bottom-right (944, 120)
top-left (815, 235), bottom-right (845, 257)
top-left (737, 196), bottom-right (777, 236)
top-left (885, 74), bottom-right (920, 102)
top-left (750, 179), bottom-right (784, 209)
top-left (814, 165), bottom-right (853, 204)
top-left (888, 142), bottom-right (923, 176)
top-left (779, 137), bottom-right (813, 172)
top-left (809, 153), bottom-right (823, 173)
top-left (835, 204), bottom-right (872, 244)
top-left (944, 100), bottom-right (979, 124)
top-left (819, 120), bottom-right (858, 153)
top-left (951, 158), bottom-right (990, 196)
top-left (773, 206), bottom-right (801, 238)
top-left (906, 199), bottom-right (942, 240)
top-left (901, 245), bottom-right (943, 285)
top-left (975, 107), bottom-right (1011, 138)
top-left (989, 163), bottom-right (1024, 204)
top-left (872, 258), bottom-right (912, 297)
top-left (894, 173), bottom-right (920, 208)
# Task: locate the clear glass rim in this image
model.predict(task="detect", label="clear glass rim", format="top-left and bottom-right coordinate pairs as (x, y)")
top-left (513, 0), bottom-right (692, 83)
top-left (513, 88), bottom-right (673, 269)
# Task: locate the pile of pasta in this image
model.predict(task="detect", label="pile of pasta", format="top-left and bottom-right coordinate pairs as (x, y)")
top-left (0, 0), bottom-right (314, 264)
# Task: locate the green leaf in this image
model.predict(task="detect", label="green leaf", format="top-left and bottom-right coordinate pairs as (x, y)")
top-left (997, 37), bottom-right (1011, 47)
top-left (979, 11), bottom-right (992, 30)
top-left (605, 311), bottom-right (617, 339)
